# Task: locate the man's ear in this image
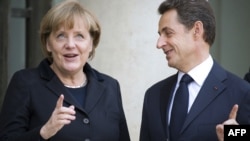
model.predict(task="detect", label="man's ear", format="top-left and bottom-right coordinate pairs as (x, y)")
top-left (193, 21), bottom-right (204, 38)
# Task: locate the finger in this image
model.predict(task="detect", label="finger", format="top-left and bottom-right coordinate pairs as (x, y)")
top-left (216, 124), bottom-right (223, 132)
top-left (223, 119), bottom-right (239, 125)
top-left (58, 105), bottom-right (76, 117)
top-left (216, 124), bottom-right (224, 141)
top-left (216, 124), bottom-right (222, 129)
top-left (69, 105), bottom-right (75, 110)
top-left (229, 104), bottom-right (238, 120)
top-left (56, 94), bottom-right (64, 109)
top-left (68, 105), bottom-right (76, 115)
top-left (216, 125), bottom-right (223, 135)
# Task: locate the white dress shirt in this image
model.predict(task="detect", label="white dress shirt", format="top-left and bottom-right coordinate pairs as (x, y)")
top-left (168, 55), bottom-right (214, 124)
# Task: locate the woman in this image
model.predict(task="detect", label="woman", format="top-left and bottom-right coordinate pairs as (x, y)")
top-left (0, 0), bottom-right (130, 141)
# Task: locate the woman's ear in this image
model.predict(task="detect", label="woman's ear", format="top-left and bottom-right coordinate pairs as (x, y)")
top-left (46, 39), bottom-right (52, 52)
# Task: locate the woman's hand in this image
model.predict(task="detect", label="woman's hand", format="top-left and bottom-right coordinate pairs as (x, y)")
top-left (40, 94), bottom-right (76, 139)
top-left (216, 104), bottom-right (239, 141)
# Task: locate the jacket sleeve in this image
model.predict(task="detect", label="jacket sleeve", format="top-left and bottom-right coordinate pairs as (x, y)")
top-left (115, 80), bottom-right (130, 141)
top-left (0, 71), bottom-right (42, 141)
top-left (139, 91), bottom-right (150, 141)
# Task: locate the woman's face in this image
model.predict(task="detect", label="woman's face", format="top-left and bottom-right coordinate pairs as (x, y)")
top-left (47, 19), bottom-right (92, 75)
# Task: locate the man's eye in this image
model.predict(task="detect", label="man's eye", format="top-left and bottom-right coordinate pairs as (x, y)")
top-left (166, 32), bottom-right (173, 37)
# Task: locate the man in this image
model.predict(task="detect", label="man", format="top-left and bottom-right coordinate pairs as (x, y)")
top-left (216, 68), bottom-right (250, 141)
top-left (216, 104), bottom-right (238, 141)
top-left (244, 68), bottom-right (250, 83)
top-left (139, 0), bottom-right (250, 141)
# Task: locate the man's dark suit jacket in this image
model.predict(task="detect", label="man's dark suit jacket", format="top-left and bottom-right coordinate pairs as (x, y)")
top-left (244, 68), bottom-right (250, 83)
top-left (0, 59), bottom-right (130, 141)
top-left (140, 62), bottom-right (250, 141)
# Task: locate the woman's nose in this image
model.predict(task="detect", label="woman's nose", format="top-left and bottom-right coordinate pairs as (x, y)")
top-left (66, 37), bottom-right (76, 48)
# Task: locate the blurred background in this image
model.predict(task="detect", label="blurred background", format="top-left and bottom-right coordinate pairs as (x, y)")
top-left (1, 0), bottom-right (250, 140)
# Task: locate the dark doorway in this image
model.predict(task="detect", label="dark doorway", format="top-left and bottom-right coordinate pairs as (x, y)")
top-left (0, 0), bottom-right (52, 109)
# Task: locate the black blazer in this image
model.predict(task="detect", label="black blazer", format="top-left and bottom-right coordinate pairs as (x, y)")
top-left (0, 59), bottom-right (130, 141)
top-left (140, 61), bottom-right (250, 141)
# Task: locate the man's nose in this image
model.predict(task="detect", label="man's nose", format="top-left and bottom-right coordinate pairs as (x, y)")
top-left (156, 36), bottom-right (166, 49)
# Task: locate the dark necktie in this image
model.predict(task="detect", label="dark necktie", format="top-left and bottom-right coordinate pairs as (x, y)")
top-left (170, 74), bottom-right (193, 141)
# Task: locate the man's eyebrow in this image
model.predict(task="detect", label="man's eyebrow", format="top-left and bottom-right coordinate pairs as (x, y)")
top-left (158, 26), bottom-right (173, 35)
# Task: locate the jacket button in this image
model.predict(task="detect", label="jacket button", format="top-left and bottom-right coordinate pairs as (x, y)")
top-left (84, 138), bottom-right (90, 141)
top-left (83, 118), bottom-right (89, 124)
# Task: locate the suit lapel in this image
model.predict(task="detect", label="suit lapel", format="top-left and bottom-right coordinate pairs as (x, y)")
top-left (45, 68), bottom-right (106, 114)
top-left (38, 59), bottom-right (83, 110)
top-left (160, 74), bottom-right (177, 136)
top-left (84, 76), bottom-right (105, 114)
top-left (39, 59), bottom-right (105, 114)
top-left (46, 76), bottom-right (84, 111)
top-left (181, 62), bottom-right (227, 133)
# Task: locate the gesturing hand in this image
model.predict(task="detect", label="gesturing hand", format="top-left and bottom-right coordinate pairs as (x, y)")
top-left (216, 104), bottom-right (239, 141)
top-left (40, 94), bottom-right (76, 139)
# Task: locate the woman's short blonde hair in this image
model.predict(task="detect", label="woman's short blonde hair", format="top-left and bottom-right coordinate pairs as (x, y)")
top-left (40, 0), bottom-right (101, 62)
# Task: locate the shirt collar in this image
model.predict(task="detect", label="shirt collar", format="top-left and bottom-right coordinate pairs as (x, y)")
top-left (178, 55), bottom-right (213, 86)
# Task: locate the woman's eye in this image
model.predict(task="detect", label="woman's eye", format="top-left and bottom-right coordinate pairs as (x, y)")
top-left (76, 34), bottom-right (84, 39)
top-left (57, 33), bottom-right (65, 39)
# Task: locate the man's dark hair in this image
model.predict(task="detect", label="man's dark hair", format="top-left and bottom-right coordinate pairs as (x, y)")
top-left (158, 0), bottom-right (216, 46)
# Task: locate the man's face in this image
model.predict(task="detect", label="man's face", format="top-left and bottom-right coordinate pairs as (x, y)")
top-left (157, 9), bottom-right (197, 72)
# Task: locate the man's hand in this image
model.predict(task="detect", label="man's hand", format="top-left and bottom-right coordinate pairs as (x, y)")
top-left (216, 104), bottom-right (239, 141)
